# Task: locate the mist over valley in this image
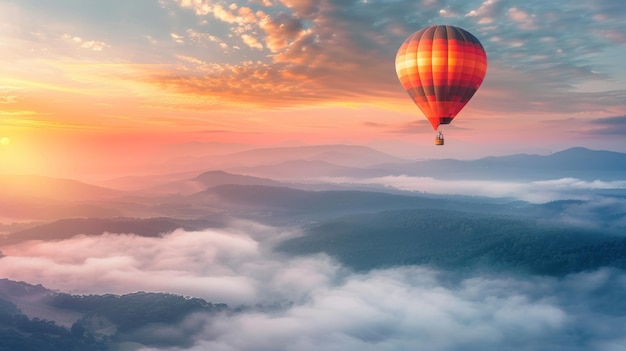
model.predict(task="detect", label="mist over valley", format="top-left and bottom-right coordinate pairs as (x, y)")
top-left (1, 145), bottom-right (625, 350)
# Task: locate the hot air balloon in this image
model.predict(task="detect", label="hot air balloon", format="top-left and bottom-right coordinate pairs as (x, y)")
top-left (395, 25), bottom-right (487, 145)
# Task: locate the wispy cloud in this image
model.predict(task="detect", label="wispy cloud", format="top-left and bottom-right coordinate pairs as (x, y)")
top-left (587, 115), bottom-right (626, 135)
top-left (1, 0), bottom-right (625, 149)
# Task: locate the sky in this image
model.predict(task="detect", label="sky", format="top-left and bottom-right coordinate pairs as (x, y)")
top-left (1, 0), bottom-right (626, 178)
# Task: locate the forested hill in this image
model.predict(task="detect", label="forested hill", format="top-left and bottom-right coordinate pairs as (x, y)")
top-left (0, 279), bottom-right (230, 351)
top-left (278, 208), bottom-right (626, 276)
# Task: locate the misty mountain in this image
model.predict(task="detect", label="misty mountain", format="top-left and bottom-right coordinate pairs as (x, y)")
top-left (188, 184), bottom-right (528, 224)
top-left (221, 144), bottom-right (409, 168)
top-left (1, 198), bottom-right (125, 222)
top-left (228, 159), bottom-right (390, 180)
top-left (278, 208), bottom-right (626, 276)
top-left (1, 174), bottom-right (123, 201)
top-left (131, 170), bottom-right (283, 196)
top-left (381, 147), bottom-right (626, 180)
top-left (0, 175), bottom-right (130, 221)
top-left (164, 144), bottom-right (410, 173)
top-left (0, 217), bottom-right (221, 246)
top-left (97, 169), bottom-right (203, 192)
top-left (152, 146), bottom-right (626, 190)
top-left (193, 170), bottom-right (282, 187)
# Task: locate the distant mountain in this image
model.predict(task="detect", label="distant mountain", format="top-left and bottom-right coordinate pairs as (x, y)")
top-left (221, 144), bottom-right (409, 168)
top-left (380, 147), bottom-right (626, 180)
top-left (0, 197), bottom-right (124, 221)
top-left (188, 184), bottom-right (527, 224)
top-left (169, 144), bottom-right (410, 172)
top-left (228, 159), bottom-right (388, 180)
top-left (177, 146), bottom-right (626, 184)
top-left (0, 217), bottom-right (215, 245)
top-left (0, 174), bottom-right (123, 201)
top-left (194, 170), bottom-right (282, 187)
top-left (0, 175), bottom-right (129, 221)
top-left (133, 170), bottom-right (283, 195)
top-left (97, 169), bottom-right (202, 191)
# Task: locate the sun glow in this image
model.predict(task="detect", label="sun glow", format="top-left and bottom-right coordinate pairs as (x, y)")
top-left (0, 137), bottom-right (9, 145)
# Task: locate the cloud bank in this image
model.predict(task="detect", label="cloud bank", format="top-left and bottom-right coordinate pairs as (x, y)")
top-left (0, 222), bottom-right (337, 305)
top-left (1, 222), bottom-right (626, 350)
top-left (321, 176), bottom-right (626, 203)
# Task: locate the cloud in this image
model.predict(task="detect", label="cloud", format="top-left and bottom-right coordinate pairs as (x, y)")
top-left (0, 222), bottom-right (338, 305)
top-left (3, 0), bottom-right (626, 116)
top-left (465, 0), bottom-right (501, 24)
top-left (153, 0), bottom-right (626, 115)
top-left (241, 34), bottom-right (264, 50)
top-left (258, 11), bottom-right (305, 52)
top-left (195, 268), bottom-right (573, 351)
top-left (141, 267), bottom-right (626, 350)
top-left (544, 196), bottom-right (626, 229)
top-left (315, 175), bottom-right (626, 229)
top-left (2, 221), bottom-right (626, 350)
top-left (587, 115), bottom-right (626, 135)
top-left (385, 120), bottom-right (434, 134)
top-left (506, 7), bottom-right (536, 29)
top-left (318, 176), bottom-right (626, 203)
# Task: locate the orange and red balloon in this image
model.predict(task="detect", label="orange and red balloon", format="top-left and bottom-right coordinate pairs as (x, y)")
top-left (395, 25), bottom-right (487, 131)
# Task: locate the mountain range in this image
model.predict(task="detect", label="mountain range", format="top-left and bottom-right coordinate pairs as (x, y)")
top-left (2, 144), bottom-right (626, 351)
top-left (1, 145), bottom-right (625, 223)
top-left (148, 145), bottom-right (626, 182)
top-left (379, 147), bottom-right (626, 180)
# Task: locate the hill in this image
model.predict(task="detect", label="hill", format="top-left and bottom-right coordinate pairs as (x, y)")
top-left (0, 175), bottom-right (128, 221)
top-left (0, 279), bottom-right (229, 350)
top-left (193, 170), bottom-right (282, 187)
top-left (220, 144), bottom-right (409, 168)
top-left (163, 144), bottom-right (410, 172)
top-left (278, 208), bottom-right (626, 276)
top-left (0, 217), bottom-right (219, 245)
top-left (0, 175), bottom-right (123, 201)
top-left (228, 159), bottom-right (388, 180)
top-left (383, 147), bottom-right (626, 180)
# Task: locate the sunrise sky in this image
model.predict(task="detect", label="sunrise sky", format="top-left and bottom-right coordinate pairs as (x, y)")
top-left (1, 0), bottom-right (626, 179)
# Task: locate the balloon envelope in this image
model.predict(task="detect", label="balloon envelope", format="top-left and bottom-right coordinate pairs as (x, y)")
top-left (395, 25), bottom-right (487, 130)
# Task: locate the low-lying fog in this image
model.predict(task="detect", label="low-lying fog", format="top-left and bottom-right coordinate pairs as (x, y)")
top-left (2, 221), bottom-right (625, 351)
top-left (320, 176), bottom-right (626, 203)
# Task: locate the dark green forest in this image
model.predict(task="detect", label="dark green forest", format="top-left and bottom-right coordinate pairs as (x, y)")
top-left (0, 298), bottom-right (107, 351)
top-left (47, 292), bottom-right (228, 334)
top-left (0, 290), bottom-right (229, 351)
top-left (278, 208), bottom-right (626, 275)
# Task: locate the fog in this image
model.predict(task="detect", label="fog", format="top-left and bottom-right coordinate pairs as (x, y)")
top-left (320, 176), bottom-right (626, 203)
top-left (0, 222), bottom-right (339, 305)
top-left (180, 268), bottom-right (626, 351)
top-left (2, 223), bottom-right (625, 350)
top-left (547, 196), bottom-right (626, 229)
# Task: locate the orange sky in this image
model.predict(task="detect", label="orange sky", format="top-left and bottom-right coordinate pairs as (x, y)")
top-left (1, 0), bottom-right (626, 180)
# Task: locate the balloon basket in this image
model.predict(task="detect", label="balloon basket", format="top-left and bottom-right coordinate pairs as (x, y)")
top-left (435, 131), bottom-right (444, 145)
